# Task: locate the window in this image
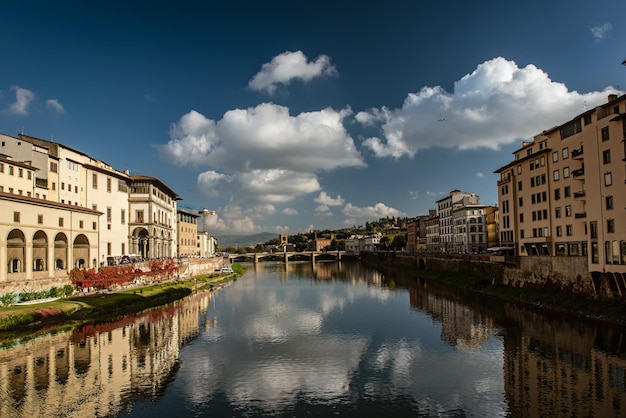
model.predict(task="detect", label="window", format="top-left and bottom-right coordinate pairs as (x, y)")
top-left (79, 220), bottom-right (84, 229)
top-left (552, 151), bottom-right (558, 163)
top-left (556, 226), bottom-right (562, 236)
top-left (121, 209), bottom-right (126, 224)
top-left (592, 242), bottom-right (599, 263)
top-left (136, 210), bottom-right (144, 223)
top-left (50, 161), bottom-right (57, 173)
top-left (566, 225), bottom-right (573, 236)
top-left (607, 219), bottom-right (615, 233)
top-left (604, 172), bottom-right (612, 186)
top-left (107, 177), bottom-right (112, 193)
top-left (9, 166), bottom-right (14, 175)
top-left (603, 150), bottom-right (611, 164)
top-left (591, 221), bottom-right (598, 239)
top-left (517, 165), bottom-right (521, 174)
top-left (18, 168), bottom-right (23, 178)
top-left (555, 188), bottom-right (560, 200)
top-left (555, 207), bottom-right (561, 218)
top-left (518, 181), bottom-right (522, 191)
top-left (553, 170), bottom-right (559, 181)
top-left (106, 207), bottom-right (112, 222)
top-left (606, 195), bottom-right (614, 210)
top-left (563, 167), bottom-right (569, 178)
top-left (61, 182), bottom-right (65, 190)
top-left (92, 173), bottom-right (98, 189)
top-left (601, 126), bottom-right (609, 141)
top-left (13, 212), bottom-right (20, 222)
top-left (565, 205), bottom-right (572, 217)
top-left (59, 217), bottom-right (64, 227)
top-left (51, 182), bottom-right (56, 191)
top-left (93, 222), bottom-right (97, 230)
top-left (38, 214), bottom-right (43, 224)
top-left (564, 186), bottom-right (571, 198)
top-left (519, 197), bottom-right (523, 207)
top-left (562, 148), bottom-right (569, 159)
top-left (519, 213), bottom-right (524, 223)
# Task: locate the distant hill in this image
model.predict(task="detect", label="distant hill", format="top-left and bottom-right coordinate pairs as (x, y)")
top-left (215, 232), bottom-right (277, 248)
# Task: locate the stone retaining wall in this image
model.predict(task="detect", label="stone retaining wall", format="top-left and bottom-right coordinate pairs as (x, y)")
top-left (361, 251), bottom-right (625, 301)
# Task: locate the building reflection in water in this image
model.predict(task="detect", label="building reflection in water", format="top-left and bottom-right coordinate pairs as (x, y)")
top-left (0, 262), bottom-right (624, 418)
top-left (0, 290), bottom-right (214, 418)
top-left (403, 272), bottom-right (626, 418)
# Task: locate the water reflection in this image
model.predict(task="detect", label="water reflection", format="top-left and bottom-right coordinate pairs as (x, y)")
top-left (0, 290), bottom-right (214, 418)
top-left (0, 261), bottom-right (624, 417)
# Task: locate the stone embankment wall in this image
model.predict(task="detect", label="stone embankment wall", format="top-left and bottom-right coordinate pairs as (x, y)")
top-left (361, 252), bottom-right (624, 301)
top-left (178, 257), bottom-right (224, 278)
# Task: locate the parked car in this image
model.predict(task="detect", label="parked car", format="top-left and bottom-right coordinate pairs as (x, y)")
top-left (220, 266), bottom-right (234, 273)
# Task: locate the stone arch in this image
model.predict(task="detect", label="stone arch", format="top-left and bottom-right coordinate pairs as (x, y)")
top-left (7, 229), bottom-right (25, 273)
top-left (55, 233), bottom-right (68, 270)
top-left (33, 230), bottom-right (48, 272)
top-left (73, 234), bottom-right (90, 269)
top-left (133, 227), bottom-right (150, 259)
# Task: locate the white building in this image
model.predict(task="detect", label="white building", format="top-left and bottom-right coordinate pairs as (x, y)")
top-left (128, 175), bottom-right (180, 259)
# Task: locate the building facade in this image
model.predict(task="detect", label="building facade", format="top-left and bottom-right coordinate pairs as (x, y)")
top-left (177, 208), bottom-right (199, 257)
top-left (494, 94), bottom-right (626, 274)
top-left (128, 176), bottom-right (180, 260)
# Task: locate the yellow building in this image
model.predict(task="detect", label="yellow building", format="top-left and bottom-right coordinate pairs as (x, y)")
top-left (495, 94), bottom-right (625, 275)
top-left (177, 208), bottom-right (200, 257)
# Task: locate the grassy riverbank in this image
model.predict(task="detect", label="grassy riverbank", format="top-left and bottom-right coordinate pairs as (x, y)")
top-left (0, 264), bottom-right (244, 333)
top-left (388, 265), bottom-right (626, 328)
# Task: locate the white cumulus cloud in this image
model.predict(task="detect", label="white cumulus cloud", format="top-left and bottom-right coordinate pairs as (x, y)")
top-left (160, 103), bottom-right (364, 207)
top-left (358, 57), bottom-right (619, 158)
top-left (282, 208), bottom-right (298, 216)
top-left (590, 23), bottom-right (612, 41)
top-left (45, 99), bottom-right (65, 114)
top-left (342, 202), bottom-right (405, 220)
top-left (248, 50), bottom-right (337, 94)
top-left (314, 191), bottom-right (345, 206)
top-left (4, 86), bottom-right (35, 115)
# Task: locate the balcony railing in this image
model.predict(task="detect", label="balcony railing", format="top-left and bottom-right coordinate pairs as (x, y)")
top-left (573, 190), bottom-right (586, 198)
top-left (572, 147), bottom-right (584, 159)
top-left (497, 177), bottom-right (511, 186)
top-left (572, 168), bottom-right (585, 178)
top-left (574, 212), bottom-right (587, 219)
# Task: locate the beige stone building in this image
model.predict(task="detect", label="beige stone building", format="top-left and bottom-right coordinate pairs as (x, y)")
top-left (495, 93), bottom-right (626, 274)
top-left (128, 175), bottom-right (180, 260)
top-left (177, 208), bottom-right (199, 257)
top-left (2, 133), bottom-right (132, 265)
top-left (0, 191), bottom-right (101, 293)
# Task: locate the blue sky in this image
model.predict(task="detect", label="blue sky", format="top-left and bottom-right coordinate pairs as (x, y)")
top-left (1, 1), bottom-right (624, 235)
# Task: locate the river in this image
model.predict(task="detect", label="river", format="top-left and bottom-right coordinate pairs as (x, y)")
top-left (0, 261), bottom-right (625, 417)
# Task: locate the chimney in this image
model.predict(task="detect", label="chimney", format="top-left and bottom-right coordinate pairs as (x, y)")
top-left (608, 94), bottom-right (618, 102)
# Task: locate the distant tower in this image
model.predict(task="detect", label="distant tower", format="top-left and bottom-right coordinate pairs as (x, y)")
top-left (279, 234), bottom-right (288, 245)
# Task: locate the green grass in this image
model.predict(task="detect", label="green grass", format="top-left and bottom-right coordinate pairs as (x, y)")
top-left (0, 264), bottom-right (246, 332)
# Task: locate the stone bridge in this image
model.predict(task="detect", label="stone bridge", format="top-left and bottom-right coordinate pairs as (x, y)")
top-left (227, 250), bottom-right (350, 264)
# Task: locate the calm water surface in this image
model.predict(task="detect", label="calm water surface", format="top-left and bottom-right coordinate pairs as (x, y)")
top-left (1, 261), bottom-right (625, 417)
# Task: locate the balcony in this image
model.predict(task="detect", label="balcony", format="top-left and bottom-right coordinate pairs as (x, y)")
top-left (572, 168), bottom-right (585, 178)
top-left (574, 212), bottom-right (587, 219)
top-left (35, 177), bottom-right (48, 188)
top-left (571, 147), bottom-right (584, 159)
top-left (497, 176), bottom-right (511, 186)
top-left (573, 190), bottom-right (586, 199)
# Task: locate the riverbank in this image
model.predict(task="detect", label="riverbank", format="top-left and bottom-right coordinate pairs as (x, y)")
top-left (0, 265), bottom-right (243, 334)
top-left (372, 261), bottom-right (626, 328)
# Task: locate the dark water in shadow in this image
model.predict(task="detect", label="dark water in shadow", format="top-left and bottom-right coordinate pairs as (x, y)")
top-left (1, 261), bottom-right (624, 417)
